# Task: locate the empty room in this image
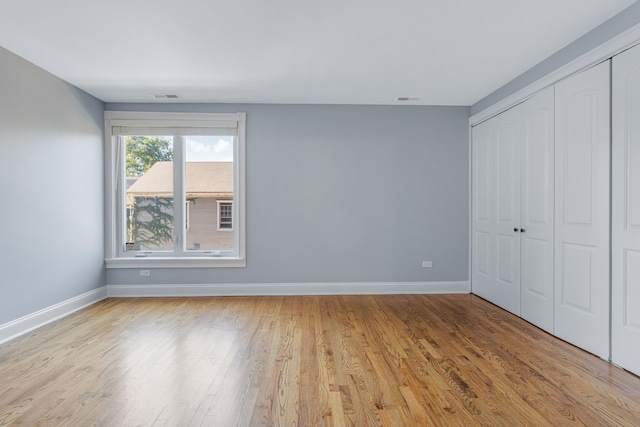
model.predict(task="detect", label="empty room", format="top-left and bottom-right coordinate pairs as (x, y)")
top-left (2, 0), bottom-right (640, 425)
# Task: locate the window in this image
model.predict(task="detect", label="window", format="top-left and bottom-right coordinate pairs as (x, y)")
top-left (104, 112), bottom-right (246, 268)
top-left (218, 201), bottom-right (233, 230)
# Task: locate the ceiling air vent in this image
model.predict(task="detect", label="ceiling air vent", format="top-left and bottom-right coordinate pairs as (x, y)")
top-left (396, 96), bottom-right (422, 102)
top-left (153, 93), bottom-right (181, 99)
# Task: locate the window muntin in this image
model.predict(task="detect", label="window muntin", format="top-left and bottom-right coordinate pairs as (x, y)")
top-left (104, 112), bottom-right (246, 268)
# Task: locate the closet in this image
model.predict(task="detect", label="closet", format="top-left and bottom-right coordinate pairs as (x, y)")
top-left (472, 61), bottom-right (611, 356)
top-left (612, 43), bottom-right (640, 377)
top-left (471, 87), bottom-right (555, 333)
top-left (473, 40), bottom-right (640, 374)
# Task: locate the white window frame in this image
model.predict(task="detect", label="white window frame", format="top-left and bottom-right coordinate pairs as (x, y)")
top-left (104, 111), bottom-right (246, 268)
top-left (185, 201), bottom-right (191, 231)
top-left (217, 200), bottom-right (233, 231)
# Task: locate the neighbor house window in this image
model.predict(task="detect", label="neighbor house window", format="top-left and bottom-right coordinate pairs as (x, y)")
top-left (218, 201), bottom-right (233, 230)
top-left (104, 111), bottom-right (246, 268)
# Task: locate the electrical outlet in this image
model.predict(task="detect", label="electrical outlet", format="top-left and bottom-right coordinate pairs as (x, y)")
top-left (422, 261), bottom-right (432, 268)
top-left (140, 269), bottom-right (151, 277)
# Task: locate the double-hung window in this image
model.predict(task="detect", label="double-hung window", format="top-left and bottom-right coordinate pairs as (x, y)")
top-left (104, 112), bottom-right (246, 268)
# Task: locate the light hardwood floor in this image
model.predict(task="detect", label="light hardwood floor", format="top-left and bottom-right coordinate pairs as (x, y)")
top-left (1, 294), bottom-right (639, 426)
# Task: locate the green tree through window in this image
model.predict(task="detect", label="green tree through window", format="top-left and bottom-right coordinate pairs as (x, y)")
top-left (126, 136), bottom-right (173, 177)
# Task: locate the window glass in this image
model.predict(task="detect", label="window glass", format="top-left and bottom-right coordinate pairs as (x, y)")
top-left (125, 136), bottom-right (174, 252)
top-left (185, 136), bottom-right (234, 251)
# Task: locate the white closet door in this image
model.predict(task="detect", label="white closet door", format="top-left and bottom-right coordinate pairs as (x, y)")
top-left (520, 87), bottom-right (555, 333)
top-left (492, 106), bottom-right (522, 315)
top-left (612, 44), bottom-right (640, 376)
top-left (472, 119), bottom-right (495, 301)
top-left (554, 61), bottom-right (610, 360)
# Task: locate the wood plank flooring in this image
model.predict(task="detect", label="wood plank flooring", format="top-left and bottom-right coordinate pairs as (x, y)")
top-left (1, 294), bottom-right (639, 426)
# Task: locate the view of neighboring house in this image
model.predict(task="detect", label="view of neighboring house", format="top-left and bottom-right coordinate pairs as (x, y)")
top-left (126, 161), bottom-right (233, 251)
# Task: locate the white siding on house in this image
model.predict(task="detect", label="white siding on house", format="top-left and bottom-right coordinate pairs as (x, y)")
top-left (187, 198), bottom-right (233, 251)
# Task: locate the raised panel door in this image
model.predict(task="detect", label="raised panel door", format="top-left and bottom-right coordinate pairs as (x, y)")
top-left (554, 61), bottom-right (610, 360)
top-left (492, 106), bottom-right (522, 315)
top-left (472, 119), bottom-right (495, 301)
top-left (612, 44), bottom-right (640, 376)
top-left (520, 87), bottom-right (555, 333)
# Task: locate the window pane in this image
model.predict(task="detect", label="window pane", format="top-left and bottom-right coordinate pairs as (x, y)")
top-left (124, 136), bottom-right (174, 251)
top-left (185, 136), bottom-right (234, 251)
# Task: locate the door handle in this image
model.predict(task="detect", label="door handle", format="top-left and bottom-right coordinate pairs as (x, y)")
top-left (514, 228), bottom-right (518, 232)
top-left (520, 228), bottom-right (525, 233)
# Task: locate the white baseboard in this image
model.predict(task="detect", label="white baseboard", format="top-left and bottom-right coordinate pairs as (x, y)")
top-left (0, 283), bottom-right (469, 345)
top-left (106, 281), bottom-right (470, 297)
top-left (0, 287), bottom-right (108, 345)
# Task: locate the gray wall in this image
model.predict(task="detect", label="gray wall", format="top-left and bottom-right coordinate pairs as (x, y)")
top-left (105, 103), bottom-right (470, 286)
top-left (0, 47), bottom-right (105, 325)
top-left (472, 1), bottom-right (640, 115)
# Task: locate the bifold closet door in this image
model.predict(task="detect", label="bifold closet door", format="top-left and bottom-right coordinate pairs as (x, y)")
top-left (491, 106), bottom-right (522, 316)
top-left (554, 61), bottom-right (610, 360)
top-left (472, 94), bottom-right (552, 321)
top-left (612, 44), bottom-right (640, 376)
top-left (472, 119), bottom-right (494, 301)
top-left (520, 87), bottom-right (555, 333)
top-left (471, 105), bottom-right (521, 314)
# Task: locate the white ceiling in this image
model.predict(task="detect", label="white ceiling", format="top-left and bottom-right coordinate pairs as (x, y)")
top-left (0, 0), bottom-right (635, 105)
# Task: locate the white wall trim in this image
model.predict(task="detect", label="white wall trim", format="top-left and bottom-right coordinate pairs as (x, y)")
top-left (104, 110), bottom-right (246, 265)
top-left (470, 22), bottom-right (640, 126)
top-left (106, 281), bottom-right (470, 297)
top-left (105, 257), bottom-right (246, 269)
top-left (468, 112), bottom-right (474, 293)
top-left (0, 287), bottom-right (108, 345)
top-left (0, 283), bottom-right (469, 345)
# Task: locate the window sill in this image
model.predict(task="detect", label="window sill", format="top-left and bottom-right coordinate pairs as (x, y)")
top-left (105, 257), bottom-right (246, 269)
